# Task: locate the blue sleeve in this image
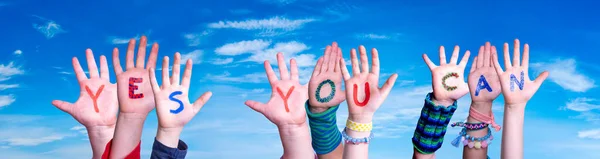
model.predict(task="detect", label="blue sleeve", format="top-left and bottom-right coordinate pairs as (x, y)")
top-left (150, 138), bottom-right (188, 159)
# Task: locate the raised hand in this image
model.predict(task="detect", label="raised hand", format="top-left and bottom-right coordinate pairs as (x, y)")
top-left (492, 39), bottom-right (549, 106)
top-left (468, 42), bottom-right (501, 103)
top-left (340, 46), bottom-right (398, 123)
top-left (113, 36), bottom-right (158, 115)
top-left (52, 49), bottom-right (118, 128)
top-left (422, 45), bottom-right (471, 105)
top-left (245, 53), bottom-right (309, 127)
top-left (308, 42), bottom-right (345, 112)
top-left (149, 53), bottom-right (212, 147)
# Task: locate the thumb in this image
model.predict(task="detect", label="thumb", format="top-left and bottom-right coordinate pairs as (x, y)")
top-left (379, 74), bottom-right (398, 99)
top-left (245, 100), bottom-right (266, 113)
top-left (533, 71), bottom-right (549, 88)
top-left (192, 91), bottom-right (213, 114)
top-left (52, 100), bottom-right (73, 113)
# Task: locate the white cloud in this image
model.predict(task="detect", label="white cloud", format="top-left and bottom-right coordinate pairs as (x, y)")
top-left (244, 41), bottom-right (310, 64)
top-left (204, 72), bottom-right (266, 83)
top-left (578, 129), bottom-right (600, 139)
top-left (531, 58), bottom-right (595, 92)
top-left (0, 84), bottom-right (18, 90)
top-left (0, 62), bottom-right (24, 81)
top-left (211, 58), bottom-right (234, 65)
top-left (69, 126), bottom-right (85, 131)
top-left (32, 16), bottom-right (66, 39)
top-left (108, 36), bottom-right (139, 44)
top-left (356, 33), bottom-right (390, 40)
top-left (208, 16), bottom-right (316, 31)
top-left (58, 71), bottom-right (72, 75)
top-left (5, 135), bottom-right (68, 146)
top-left (215, 40), bottom-right (271, 56)
top-left (13, 50), bottom-right (22, 55)
top-left (0, 95), bottom-right (16, 108)
top-left (181, 50), bottom-right (203, 64)
top-left (183, 31), bottom-right (212, 47)
top-left (565, 98), bottom-right (600, 112)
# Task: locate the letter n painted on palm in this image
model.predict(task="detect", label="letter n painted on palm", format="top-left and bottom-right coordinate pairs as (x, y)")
top-left (510, 71), bottom-right (525, 92)
top-left (353, 82), bottom-right (370, 107)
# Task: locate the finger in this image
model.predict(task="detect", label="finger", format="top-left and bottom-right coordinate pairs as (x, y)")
top-left (193, 91), bottom-right (213, 113)
top-left (148, 68), bottom-right (160, 93)
top-left (371, 48), bottom-right (380, 75)
top-left (503, 43), bottom-right (512, 69)
top-left (484, 42), bottom-right (491, 67)
top-left (181, 59), bottom-right (193, 89)
top-left (277, 53), bottom-right (290, 80)
top-left (340, 58), bottom-right (351, 80)
top-left (380, 74), bottom-right (398, 99)
top-left (244, 100), bottom-right (265, 113)
top-left (146, 43), bottom-right (159, 69)
top-left (351, 48), bottom-right (360, 75)
top-left (290, 59), bottom-right (299, 81)
top-left (171, 52), bottom-right (181, 86)
top-left (85, 49), bottom-right (100, 78)
top-left (470, 56), bottom-right (478, 73)
top-left (100, 55), bottom-right (109, 80)
top-left (439, 46), bottom-right (447, 65)
top-left (321, 45), bottom-right (331, 73)
top-left (359, 45), bottom-right (369, 73)
top-left (458, 50), bottom-right (471, 68)
top-left (112, 48), bottom-right (123, 75)
top-left (477, 46), bottom-right (484, 68)
top-left (264, 61), bottom-right (278, 83)
top-left (312, 57), bottom-right (324, 77)
top-left (533, 71), bottom-right (549, 86)
top-left (125, 39), bottom-right (136, 69)
top-left (449, 45), bottom-right (459, 65)
top-left (136, 36), bottom-right (147, 68)
top-left (51, 100), bottom-right (74, 113)
top-left (513, 39), bottom-right (521, 67)
top-left (161, 56), bottom-right (171, 88)
top-left (492, 46), bottom-right (504, 74)
top-left (328, 43), bottom-right (337, 72)
top-left (523, 43), bottom-right (530, 70)
top-left (72, 57), bottom-right (88, 81)
top-left (334, 47), bottom-right (341, 72)
top-left (422, 54), bottom-right (436, 69)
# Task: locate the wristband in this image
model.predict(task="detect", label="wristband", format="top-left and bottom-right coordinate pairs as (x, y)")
top-left (306, 101), bottom-right (342, 155)
top-left (346, 119), bottom-right (373, 132)
top-left (341, 128), bottom-right (374, 145)
top-left (451, 127), bottom-right (494, 149)
top-left (451, 122), bottom-right (489, 131)
top-left (412, 93), bottom-right (457, 154)
top-left (469, 107), bottom-right (501, 131)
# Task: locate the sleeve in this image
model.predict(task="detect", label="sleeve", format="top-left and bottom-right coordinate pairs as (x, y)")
top-left (306, 100), bottom-right (342, 155)
top-left (411, 92), bottom-right (457, 154)
top-left (150, 138), bottom-right (188, 159)
top-left (101, 139), bottom-right (141, 159)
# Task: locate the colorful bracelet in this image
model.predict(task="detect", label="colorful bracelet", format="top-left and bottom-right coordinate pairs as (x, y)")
top-left (341, 128), bottom-right (374, 145)
top-left (451, 127), bottom-right (493, 149)
top-left (306, 101), bottom-right (342, 155)
top-left (451, 122), bottom-right (489, 131)
top-left (346, 119), bottom-right (373, 132)
top-left (412, 93), bottom-right (458, 154)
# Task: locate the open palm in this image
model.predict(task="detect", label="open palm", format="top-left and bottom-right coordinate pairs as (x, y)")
top-left (245, 53), bottom-right (309, 127)
top-left (493, 39), bottom-right (549, 105)
top-left (468, 43), bottom-right (501, 102)
top-left (52, 49), bottom-right (118, 127)
top-left (150, 53), bottom-right (212, 129)
top-left (340, 46), bottom-right (397, 123)
top-left (423, 46), bottom-right (471, 103)
top-left (308, 42), bottom-right (346, 108)
top-left (113, 36), bottom-right (158, 114)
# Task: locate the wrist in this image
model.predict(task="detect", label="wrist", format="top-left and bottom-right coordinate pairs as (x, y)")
top-left (309, 107), bottom-right (329, 114)
top-left (86, 125), bottom-right (116, 139)
top-left (349, 114), bottom-right (373, 123)
top-left (278, 123), bottom-right (310, 138)
top-left (156, 127), bottom-right (183, 148)
top-left (505, 104), bottom-right (526, 114)
top-left (470, 101), bottom-right (492, 114)
top-left (432, 94), bottom-right (455, 106)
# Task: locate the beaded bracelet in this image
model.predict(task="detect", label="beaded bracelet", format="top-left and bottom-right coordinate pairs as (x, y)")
top-left (451, 121), bottom-right (489, 131)
top-left (451, 127), bottom-right (493, 149)
top-left (346, 119), bottom-right (373, 132)
top-left (341, 129), bottom-right (374, 145)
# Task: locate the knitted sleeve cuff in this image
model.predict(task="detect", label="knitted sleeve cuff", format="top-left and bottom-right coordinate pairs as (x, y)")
top-left (306, 101), bottom-right (342, 155)
top-left (412, 92), bottom-right (458, 154)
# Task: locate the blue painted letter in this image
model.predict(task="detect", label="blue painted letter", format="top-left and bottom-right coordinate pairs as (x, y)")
top-left (169, 91), bottom-right (184, 114)
top-left (510, 71), bottom-right (525, 92)
top-left (475, 75), bottom-right (493, 96)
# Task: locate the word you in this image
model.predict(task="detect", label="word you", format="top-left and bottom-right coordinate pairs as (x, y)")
top-left (510, 71), bottom-right (525, 92)
top-left (352, 82), bottom-right (370, 107)
top-left (277, 86), bottom-right (295, 112)
top-left (315, 79), bottom-right (336, 103)
top-left (129, 77), bottom-right (144, 99)
top-left (169, 91), bottom-right (184, 114)
top-left (442, 72), bottom-right (459, 91)
top-left (85, 85), bottom-right (105, 113)
top-left (475, 75), bottom-right (493, 96)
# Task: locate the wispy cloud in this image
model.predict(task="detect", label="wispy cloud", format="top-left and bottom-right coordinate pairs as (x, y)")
top-left (215, 39), bottom-right (317, 67)
top-left (13, 50), bottom-right (22, 55)
top-left (356, 33), bottom-right (390, 40)
top-left (564, 97), bottom-right (600, 123)
top-left (181, 50), bottom-right (203, 64)
top-left (261, 0), bottom-right (297, 6)
top-left (203, 72), bottom-right (266, 83)
top-left (107, 36), bottom-right (139, 44)
top-left (183, 31), bottom-right (212, 47)
top-left (0, 95), bottom-right (16, 108)
top-left (211, 58), bottom-right (234, 65)
top-left (215, 39), bottom-right (271, 56)
top-left (0, 62), bottom-right (24, 81)
top-left (32, 15), bottom-right (66, 39)
top-left (208, 16), bottom-right (316, 36)
top-left (0, 84), bottom-right (19, 90)
top-left (578, 129), bottom-right (600, 139)
top-left (531, 58), bottom-right (595, 92)
top-left (0, 127), bottom-right (73, 146)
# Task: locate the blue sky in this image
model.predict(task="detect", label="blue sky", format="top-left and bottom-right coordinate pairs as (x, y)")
top-left (1, 0), bottom-right (599, 158)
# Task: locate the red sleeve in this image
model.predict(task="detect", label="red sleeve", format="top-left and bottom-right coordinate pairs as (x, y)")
top-left (101, 139), bottom-right (141, 159)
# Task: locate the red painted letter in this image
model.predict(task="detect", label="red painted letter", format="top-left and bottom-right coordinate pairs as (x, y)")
top-left (128, 77), bottom-right (144, 99)
top-left (353, 82), bottom-right (370, 107)
top-left (85, 85), bottom-right (105, 113)
top-left (276, 86), bottom-right (295, 112)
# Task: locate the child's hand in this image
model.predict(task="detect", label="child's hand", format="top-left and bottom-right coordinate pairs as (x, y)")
top-left (422, 45), bottom-right (471, 105)
top-left (308, 42), bottom-right (346, 113)
top-left (468, 42), bottom-right (501, 103)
